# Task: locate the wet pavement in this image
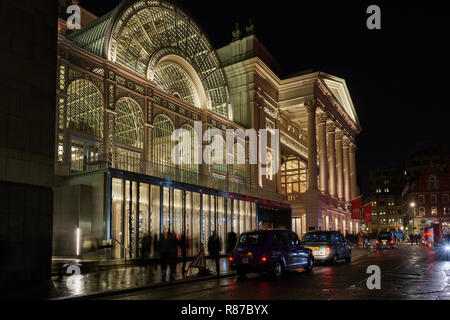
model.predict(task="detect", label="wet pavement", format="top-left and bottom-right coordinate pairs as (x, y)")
top-left (102, 244), bottom-right (450, 300)
top-left (50, 257), bottom-right (233, 299)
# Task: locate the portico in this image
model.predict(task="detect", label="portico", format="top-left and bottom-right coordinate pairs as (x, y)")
top-left (279, 72), bottom-right (361, 235)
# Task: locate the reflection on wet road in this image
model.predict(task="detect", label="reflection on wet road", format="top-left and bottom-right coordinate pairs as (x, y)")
top-left (106, 244), bottom-right (450, 300)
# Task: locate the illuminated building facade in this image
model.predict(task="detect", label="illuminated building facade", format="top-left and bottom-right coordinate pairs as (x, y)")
top-left (53, 0), bottom-right (361, 259)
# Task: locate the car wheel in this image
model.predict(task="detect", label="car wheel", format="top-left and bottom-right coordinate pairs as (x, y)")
top-left (272, 261), bottom-right (284, 278)
top-left (304, 257), bottom-right (314, 272)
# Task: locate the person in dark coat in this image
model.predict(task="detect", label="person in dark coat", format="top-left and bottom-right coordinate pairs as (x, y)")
top-left (158, 229), bottom-right (178, 281)
top-left (226, 231), bottom-right (237, 253)
top-left (179, 232), bottom-right (188, 276)
top-left (208, 231), bottom-right (221, 275)
top-left (141, 233), bottom-right (152, 258)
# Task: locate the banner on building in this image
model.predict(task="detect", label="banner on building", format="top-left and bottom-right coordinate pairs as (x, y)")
top-left (351, 196), bottom-right (362, 219)
top-left (363, 203), bottom-right (373, 223)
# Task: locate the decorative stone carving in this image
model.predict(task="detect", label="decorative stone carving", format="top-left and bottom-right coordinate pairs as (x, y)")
top-left (232, 23), bottom-right (241, 41)
top-left (316, 112), bottom-right (328, 124)
top-left (335, 131), bottom-right (344, 141)
top-left (327, 123), bottom-right (336, 133)
top-left (305, 99), bottom-right (316, 113)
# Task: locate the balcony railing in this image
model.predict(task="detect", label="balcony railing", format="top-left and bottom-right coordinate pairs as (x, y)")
top-left (68, 154), bottom-right (285, 202)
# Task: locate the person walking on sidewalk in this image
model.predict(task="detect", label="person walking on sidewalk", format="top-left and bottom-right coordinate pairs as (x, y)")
top-left (208, 231), bottom-right (221, 275)
top-left (158, 228), bottom-right (178, 281)
top-left (179, 232), bottom-right (188, 277)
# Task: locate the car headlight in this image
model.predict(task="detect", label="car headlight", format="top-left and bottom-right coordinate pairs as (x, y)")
top-left (444, 245), bottom-right (450, 252)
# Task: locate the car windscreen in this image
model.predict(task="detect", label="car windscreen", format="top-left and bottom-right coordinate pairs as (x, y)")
top-left (379, 233), bottom-right (392, 239)
top-left (304, 233), bottom-right (329, 242)
top-left (238, 232), bottom-right (266, 246)
top-left (369, 233), bottom-right (378, 239)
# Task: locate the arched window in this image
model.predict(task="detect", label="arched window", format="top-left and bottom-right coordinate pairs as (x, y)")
top-left (428, 175), bottom-right (438, 190)
top-left (115, 98), bottom-right (144, 149)
top-left (152, 114), bottom-right (175, 166)
top-left (281, 156), bottom-right (308, 199)
top-left (66, 79), bottom-right (104, 138)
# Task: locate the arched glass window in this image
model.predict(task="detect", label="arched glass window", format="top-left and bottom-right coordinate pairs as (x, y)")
top-left (66, 79), bottom-right (104, 138)
top-left (152, 114), bottom-right (175, 165)
top-left (115, 98), bottom-right (144, 149)
top-left (281, 156), bottom-right (307, 198)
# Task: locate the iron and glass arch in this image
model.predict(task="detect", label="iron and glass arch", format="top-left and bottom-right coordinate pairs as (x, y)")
top-left (115, 97), bottom-right (145, 149)
top-left (66, 79), bottom-right (104, 138)
top-left (104, 0), bottom-right (232, 119)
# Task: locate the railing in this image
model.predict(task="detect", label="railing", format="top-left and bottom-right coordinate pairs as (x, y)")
top-left (67, 153), bottom-right (285, 202)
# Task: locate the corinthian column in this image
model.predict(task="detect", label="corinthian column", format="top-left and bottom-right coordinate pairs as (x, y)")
top-left (335, 131), bottom-right (344, 201)
top-left (306, 100), bottom-right (318, 191)
top-left (327, 123), bottom-right (337, 198)
top-left (317, 112), bottom-right (328, 195)
top-left (350, 142), bottom-right (358, 199)
top-left (343, 138), bottom-right (351, 203)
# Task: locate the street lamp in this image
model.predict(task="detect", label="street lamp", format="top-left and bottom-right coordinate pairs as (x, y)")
top-left (409, 202), bottom-right (416, 236)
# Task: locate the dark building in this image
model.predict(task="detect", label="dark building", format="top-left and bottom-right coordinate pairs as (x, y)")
top-left (0, 0), bottom-right (57, 289)
top-left (367, 167), bottom-right (405, 233)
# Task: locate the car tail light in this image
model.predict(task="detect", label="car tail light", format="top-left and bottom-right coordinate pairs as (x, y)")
top-left (376, 240), bottom-right (379, 244)
top-left (390, 240), bottom-right (394, 244)
top-left (326, 246), bottom-right (331, 254)
top-left (261, 256), bottom-right (267, 262)
top-left (228, 257), bottom-right (234, 262)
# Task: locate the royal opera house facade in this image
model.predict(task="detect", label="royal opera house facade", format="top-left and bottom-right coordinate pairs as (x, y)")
top-left (53, 0), bottom-right (362, 260)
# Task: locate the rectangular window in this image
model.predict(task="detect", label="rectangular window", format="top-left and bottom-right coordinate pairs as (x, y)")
top-left (443, 194), bottom-right (449, 203)
top-left (431, 195), bottom-right (437, 204)
top-left (431, 207), bottom-right (437, 216)
top-left (418, 195), bottom-right (425, 205)
top-left (418, 207), bottom-right (425, 217)
top-left (444, 207), bottom-right (450, 215)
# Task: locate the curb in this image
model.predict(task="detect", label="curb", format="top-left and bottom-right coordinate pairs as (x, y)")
top-left (49, 272), bottom-right (237, 300)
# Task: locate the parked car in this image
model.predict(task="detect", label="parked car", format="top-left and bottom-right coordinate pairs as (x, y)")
top-left (228, 229), bottom-right (314, 278)
top-left (367, 232), bottom-right (378, 248)
top-left (376, 232), bottom-right (395, 249)
top-left (303, 231), bottom-right (352, 264)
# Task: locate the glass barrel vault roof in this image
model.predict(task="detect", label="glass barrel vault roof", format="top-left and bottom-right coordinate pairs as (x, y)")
top-left (68, 0), bottom-right (231, 119)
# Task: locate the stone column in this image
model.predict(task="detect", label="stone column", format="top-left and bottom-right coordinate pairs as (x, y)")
top-left (327, 123), bottom-right (337, 198)
top-left (343, 138), bottom-right (351, 203)
top-left (306, 100), bottom-right (318, 191)
top-left (317, 112), bottom-right (328, 195)
top-left (335, 131), bottom-right (344, 201)
top-left (349, 142), bottom-right (358, 200)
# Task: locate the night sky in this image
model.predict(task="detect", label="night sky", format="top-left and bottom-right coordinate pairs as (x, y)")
top-left (78, 0), bottom-right (449, 194)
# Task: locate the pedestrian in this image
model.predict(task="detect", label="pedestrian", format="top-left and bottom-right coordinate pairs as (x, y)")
top-left (141, 232), bottom-right (151, 258)
top-left (158, 228), bottom-right (178, 281)
top-left (153, 233), bottom-right (159, 257)
top-left (179, 232), bottom-right (188, 276)
top-left (208, 230), bottom-right (221, 275)
top-left (226, 231), bottom-right (237, 253)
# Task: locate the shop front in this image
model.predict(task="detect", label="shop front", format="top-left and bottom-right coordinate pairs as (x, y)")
top-left (53, 168), bottom-right (291, 260)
